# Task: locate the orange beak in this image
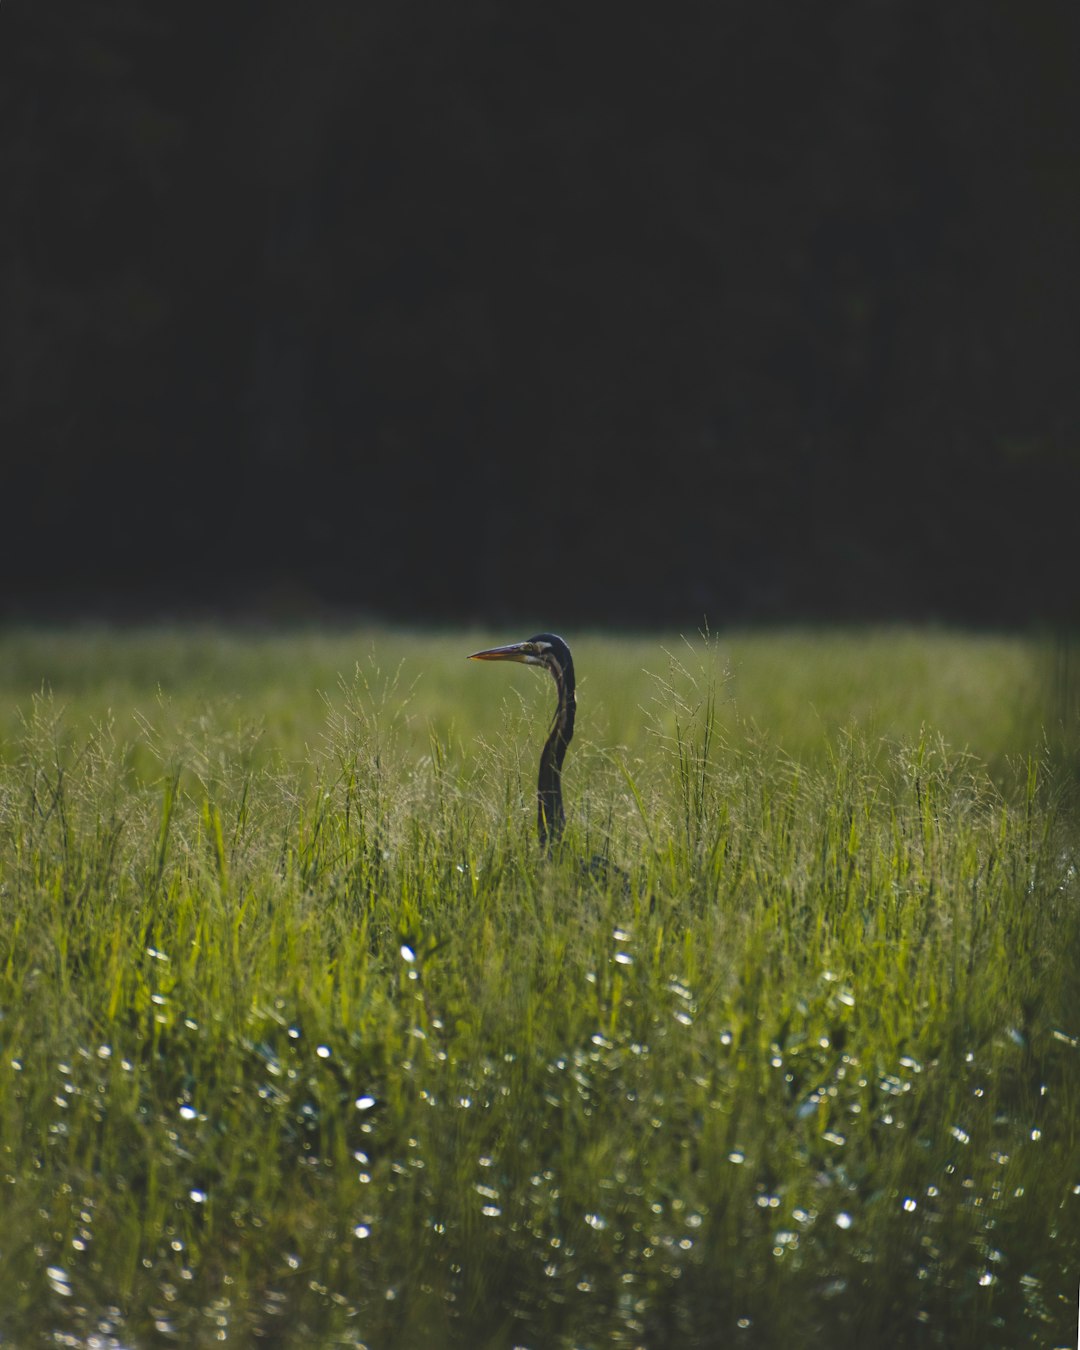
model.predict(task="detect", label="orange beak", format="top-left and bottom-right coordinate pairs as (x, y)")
top-left (468, 642), bottom-right (533, 663)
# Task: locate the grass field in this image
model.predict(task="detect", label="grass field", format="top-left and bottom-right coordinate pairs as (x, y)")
top-left (0, 625), bottom-right (1077, 1348)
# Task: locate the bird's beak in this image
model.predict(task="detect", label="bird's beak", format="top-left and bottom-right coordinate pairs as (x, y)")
top-left (468, 642), bottom-right (532, 663)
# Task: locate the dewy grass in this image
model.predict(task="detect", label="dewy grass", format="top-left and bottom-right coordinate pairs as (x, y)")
top-left (0, 626), bottom-right (1077, 1348)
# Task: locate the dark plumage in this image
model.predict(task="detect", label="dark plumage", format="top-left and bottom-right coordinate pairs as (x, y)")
top-left (468, 633), bottom-right (576, 851)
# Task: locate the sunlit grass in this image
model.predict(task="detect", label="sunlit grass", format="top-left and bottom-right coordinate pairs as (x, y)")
top-left (0, 625), bottom-right (1077, 1348)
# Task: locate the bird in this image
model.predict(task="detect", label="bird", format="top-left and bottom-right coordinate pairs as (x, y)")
top-left (468, 633), bottom-right (576, 853)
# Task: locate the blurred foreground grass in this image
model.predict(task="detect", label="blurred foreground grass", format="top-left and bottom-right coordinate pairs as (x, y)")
top-left (0, 625), bottom-right (1077, 1348)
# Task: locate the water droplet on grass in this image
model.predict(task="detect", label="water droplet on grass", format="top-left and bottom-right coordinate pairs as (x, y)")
top-left (45, 1265), bottom-right (71, 1296)
top-left (834, 1212), bottom-right (853, 1229)
top-left (355, 1096), bottom-right (376, 1111)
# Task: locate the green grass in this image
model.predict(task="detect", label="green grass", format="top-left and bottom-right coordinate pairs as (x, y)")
top-left (0, 625), bottom-right (1077, 1348)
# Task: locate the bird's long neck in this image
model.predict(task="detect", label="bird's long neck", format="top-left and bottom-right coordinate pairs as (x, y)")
top-left (538, 656), bottom-right (575, 852)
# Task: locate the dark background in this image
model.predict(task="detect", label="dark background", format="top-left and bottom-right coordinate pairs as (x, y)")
top-left (3, 2), bottom-right (1078, 628)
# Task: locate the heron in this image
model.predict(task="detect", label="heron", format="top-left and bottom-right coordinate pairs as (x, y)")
top-left (468, 633), bottom-right (575, 853)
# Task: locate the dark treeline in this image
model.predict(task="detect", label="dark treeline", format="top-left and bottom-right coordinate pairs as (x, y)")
top-left (3, 2), bottom-right (1078, 627)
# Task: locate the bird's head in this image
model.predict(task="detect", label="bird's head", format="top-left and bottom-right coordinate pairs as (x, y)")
top-left (468, 633), bottom-right (574, 687)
